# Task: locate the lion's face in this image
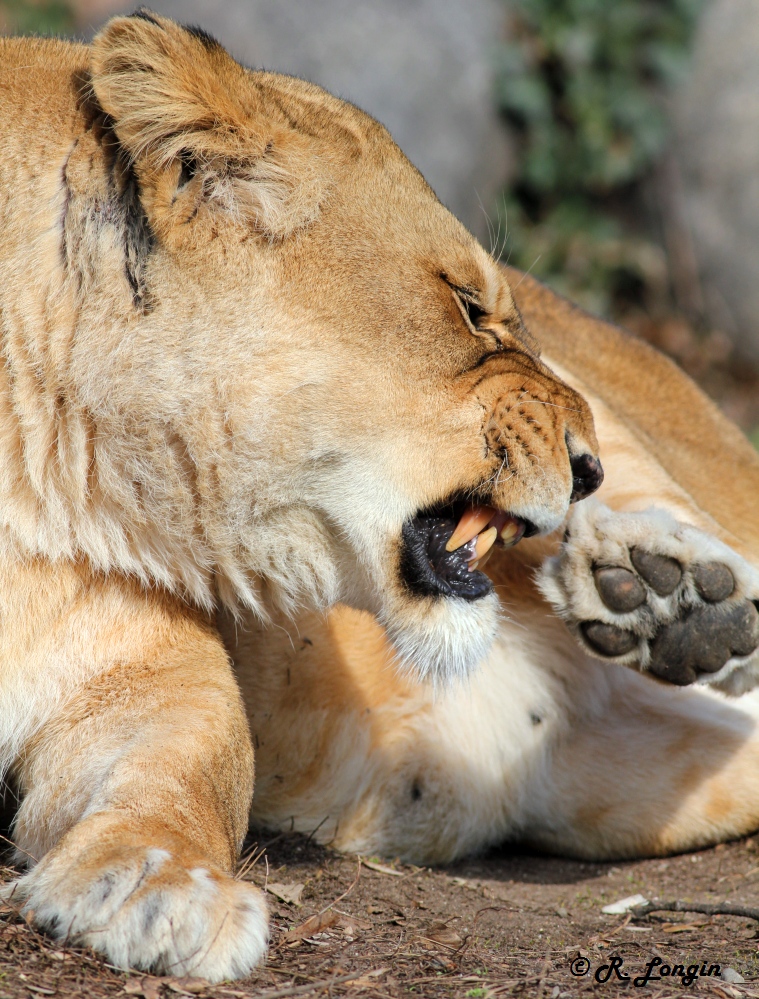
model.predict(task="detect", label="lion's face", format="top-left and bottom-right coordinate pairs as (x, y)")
top-left (90, 13), bottom-right (601, 680)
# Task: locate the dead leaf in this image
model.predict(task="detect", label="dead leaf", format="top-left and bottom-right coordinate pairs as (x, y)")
top-left (424, 921), bottom-right (464, 948)
top-left (661, 920), bottom-right (708, 933)
top-left (426, 928), bottom-right (463, 947)
top-left (360, 858), bottom-right (404, 877)
top-left (283, 910), bottom-right (339, 944)
top-left (336, 915), bottom-right (360, 938)
top-left (428, 955), bottom-right (457, 971)
top-left (265, 882), bottom-right (305, 906)
top-left (166, 977), bottom-right (210, 994)
top-left (710, 988), bottom-right (739, 999)
top-left (340, 913), bottom-right (370, 930)
top-left (349, 968), bottom-right (389, 990)
top-left (123, 977), bottom-right (164, 999)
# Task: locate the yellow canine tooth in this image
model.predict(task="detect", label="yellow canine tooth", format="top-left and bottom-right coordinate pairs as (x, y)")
top-left (500, 519), bottom-right (524, 548)
top-left (472, 526), bottom-right (498, 561)
top-left (445, 505), bottom-right (495, 552)
top-left (467, 527), bottom-right (498, 572)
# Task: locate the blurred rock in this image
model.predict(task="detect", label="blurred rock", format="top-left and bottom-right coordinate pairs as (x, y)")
top-left (76, 0), bottom-right (513, 242)
top-left (674, 0), bottom-right (759, 365)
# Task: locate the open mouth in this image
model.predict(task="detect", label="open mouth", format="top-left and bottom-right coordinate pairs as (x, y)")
top-left (400, 498), bottom-right (535, 600)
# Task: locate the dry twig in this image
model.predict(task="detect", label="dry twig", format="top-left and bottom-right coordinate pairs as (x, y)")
top-left (631, 899), bottom-right (759, 921)
top-left (240, 971), bottom-right (366, 998)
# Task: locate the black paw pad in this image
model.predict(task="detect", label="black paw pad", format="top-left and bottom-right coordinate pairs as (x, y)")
top-left (649, 601), bottom-right (759, 685)
top-left (594, 567), bottom-right (647, 612)
top-left (630, 548), bottom-right (682, 595)
top-left (693, 562), bottom-right (735, 602)
top-left (582, 621), bottom-right (638, 657)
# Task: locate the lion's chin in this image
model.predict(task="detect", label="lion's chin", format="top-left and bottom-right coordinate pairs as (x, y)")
top-left (379, 590), bottom-right (500, 686)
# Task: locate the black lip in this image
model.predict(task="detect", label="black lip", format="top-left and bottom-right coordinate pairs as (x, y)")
top-left (399, 499), bottom-right (535, 601)
top-left (400, 514), bottom-right (492, 600)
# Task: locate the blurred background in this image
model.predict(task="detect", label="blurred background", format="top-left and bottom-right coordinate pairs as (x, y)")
top-left (3, 0), bottom-right (758, 442)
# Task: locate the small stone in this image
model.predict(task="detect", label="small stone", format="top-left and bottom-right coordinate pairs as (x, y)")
top-left (601, 893), bottom-right (648, 914)
top-left (555, 906), bottom-right (569, 918)
top-left (721, 967), bottom-right (745, 984)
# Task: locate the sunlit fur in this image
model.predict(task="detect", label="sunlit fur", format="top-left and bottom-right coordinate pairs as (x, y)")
top-left (0, 14), bottom-right (600, 981)
top-left (241, 272), bottom-right (759, 864)
top-left (0, 17), bottom-right (596, 677)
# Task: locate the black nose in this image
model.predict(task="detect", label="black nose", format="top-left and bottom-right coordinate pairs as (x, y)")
top-left (570, 453), bottom-right (604, 502)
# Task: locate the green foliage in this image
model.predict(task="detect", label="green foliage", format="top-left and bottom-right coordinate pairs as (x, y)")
top-left (496, 0), bottom-right (703, 315)
top-left (1, 0), bottom-right (74, 36)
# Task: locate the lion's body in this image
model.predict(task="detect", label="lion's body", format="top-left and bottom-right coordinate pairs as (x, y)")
top-left (1, 14), bottom-right (758, 984)
top-left (0, 18), bottom-right (604, 980)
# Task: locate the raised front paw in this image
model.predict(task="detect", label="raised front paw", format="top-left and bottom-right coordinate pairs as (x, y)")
top-left (539, 501), bottom-right (759, 694)
top-left (3, 813), bottom-right (268, 982)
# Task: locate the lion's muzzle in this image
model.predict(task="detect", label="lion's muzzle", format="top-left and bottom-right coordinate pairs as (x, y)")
top-left (399, 444), bottom-right (603, 603)
top-left (399, 498), bottom-right (534, 600)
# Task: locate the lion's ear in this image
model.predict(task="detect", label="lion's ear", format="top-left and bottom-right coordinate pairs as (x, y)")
top-left (90, 9), bottom-right (328, 240)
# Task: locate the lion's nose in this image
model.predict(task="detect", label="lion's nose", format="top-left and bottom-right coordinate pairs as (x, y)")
top-left (569, 453), bottom-right (604, 502)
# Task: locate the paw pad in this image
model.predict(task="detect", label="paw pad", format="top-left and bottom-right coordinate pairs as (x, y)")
top-left (593, 566), bottom-right (646, 612)
top-left (648, 601), bottom-right (759, 684)
top-left (538, 502), bottom-right (759, 692)
top-left (693, 562), bottom-right (735, 602)
top-left (630, 548), bottom-right (682, 595)
top-left (588, 551), bottom-right (758, 684)
top-left (582, 620), bottom-right (637, 656)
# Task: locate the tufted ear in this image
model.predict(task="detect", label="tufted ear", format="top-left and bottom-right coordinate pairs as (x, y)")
top-left (90, 9), bottom-right (328, 240)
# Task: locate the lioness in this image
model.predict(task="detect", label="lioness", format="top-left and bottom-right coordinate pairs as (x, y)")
top-left (0, 11), bottom-right (604, 983)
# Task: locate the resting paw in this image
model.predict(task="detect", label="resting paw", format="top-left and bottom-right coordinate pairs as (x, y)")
top-left (3, 816), bottom-right (268, 983)
top-left (539, 501), bottom-right (759, 694)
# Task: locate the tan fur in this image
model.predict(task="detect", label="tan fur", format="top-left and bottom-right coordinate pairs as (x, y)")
top-left (240, 274), bottom-right (759, 864)
top-left (0, 13), bottom-right (601, 982)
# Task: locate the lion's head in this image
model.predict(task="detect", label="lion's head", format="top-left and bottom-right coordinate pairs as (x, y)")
top-left (76, 12), bottom-right (601, 680)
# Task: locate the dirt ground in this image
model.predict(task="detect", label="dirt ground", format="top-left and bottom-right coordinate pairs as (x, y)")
top-left (1, 829), bottom-right (759, 999)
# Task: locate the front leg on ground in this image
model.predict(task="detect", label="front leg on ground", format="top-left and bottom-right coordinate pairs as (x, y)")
top-left (539, 500), bottom-right (759, 694)
top-left (6, 613), bottom-right (267, 982)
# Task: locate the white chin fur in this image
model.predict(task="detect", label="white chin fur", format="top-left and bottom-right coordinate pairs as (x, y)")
top-left (380, 590), bottom-right (500, 686)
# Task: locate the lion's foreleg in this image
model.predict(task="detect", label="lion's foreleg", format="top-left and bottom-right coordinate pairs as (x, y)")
top-left (7, 600), bottom-right (266, 982)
